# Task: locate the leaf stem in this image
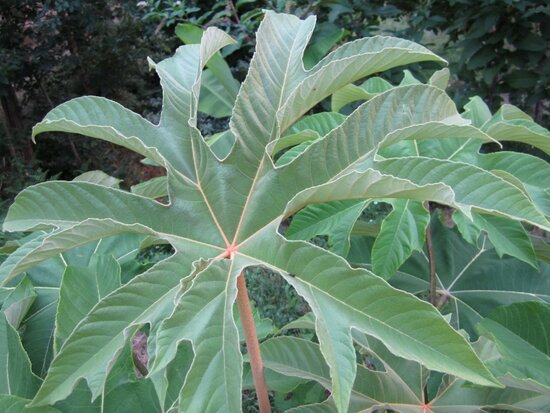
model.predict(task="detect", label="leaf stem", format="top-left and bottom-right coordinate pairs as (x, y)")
top-left (424, 203), bottom-right (437, 306)
top-left (423, 204), bottom-right (436, 406)
top-left (226, 0), bottom-right (240, 23)
top-left (236, 271), bottom-right (271, 413)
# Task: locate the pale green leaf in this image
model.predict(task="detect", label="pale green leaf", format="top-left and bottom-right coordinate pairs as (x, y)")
top-left (378, 122), bottom-right (493, 160)
top-left (476, 152), bottom-right (550, 216)
top-left (0, 395), bottom-right (60, 413)
top-left (229, 11), bottom-right (316, 167)
top-left (242, 363), bottom-right (306, 393)
top-left (280, 312), bottom-right (315, 331)
top-left (330, 77), bottom-right (392, 112)
top-left (477, 302), bottom-right (550, 391)
top-left (3, 179), bottom-right (226, 247)
top-left (280, 85), bottom-right (488, 198)
top-left (482, 103), bottom-right (533, 131)
top-left (373, 157), bottom-right (550, 231)
top-left (483, 105), bottom-right (550, 155)
top-left (430, 379), bottom-right (550, 412)
top-left (31, 97), bottom-right (169, 168)
top-left (384, 217), bottom-right (550, 335)
top-left (259, 336), bottom-right (332, 390)
top-left (283, 169), bottom-right (456, 221)
top-left (428, 67), bottom-right (450, 89)
top-left (261, 336), bottom-right (548, 413)
top-left (238, 224), bottom-right (499, 413)
top-left (462, 96), bottom-right (492, 128)
top-left (0, 312), bottom-right (41, 398)
top-left (9, 234), bottom-right (157, 411)
top-left (260, 335), bottom-right (422, 411)
top-left (271, 130), bottom-right (319, 156)
top-left (0, 233), bottom-right (49, 285)
top-left (149, 260), bottom-right (241, 413)
top-left (72, 171), bottom-right (121, 188)
top-left (22, 287), bottom-right (59, 377)
top-left (286, 200), bottom-right (368, 256)
top-left (175, 23), bottom-right (239, 118)
top-left (371, 200), bottom-right (429, 279)
top-left (30, 252), bottom-right (200, 406)
top-left (1, 276), bottom-right (36, 328)
top-left (102, 344), bottom-right (163, 413)
top-left (277, 37), bottom-right (446, 133)
top-left (275, 141), bottom-right (315, 167)
top-left (302, 22), bottom-right (346, 69)
top-left (410, 136), bottom-right (481, 162)
top-left (286, 112), bottom-right (346, 137)
top-left (453, 210), bottom-right (538, 267)
top-left (4, 182), bottom-right (170, 233)
top-left (472, 214), bottom-right (538, 268)
top-left (453, 210), bottom-right (482, 245)
top-left (130, 177), bottom-right (168, 199)
top-left (205, 129), bottom-right (235, 159)
top-left (0, 221), bottom-right (152, 286)
top-left (199, 69), bottom-right (239, 118)
top-left (399, 69), bottom-right (421, 86)
top-left (1, 221), bottom-right (147, 289)
top-left (55, 255), bottom-right (121, 348)
top-left (149, 342), bottom-right (193, 411)
top-left (34, 27), bottom-right (235, 179)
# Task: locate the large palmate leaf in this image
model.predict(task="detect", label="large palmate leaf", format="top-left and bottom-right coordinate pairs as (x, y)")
top-left (258, 336), bottom-right (549, 413)
top-left (477, 302), bottom-right (550, 393)
top-left (359, 217), bottom-right (550, 336)
top-left (8, 10), bottom-right (550, 413)
top-left (0, 232), bottom-right (144, 378)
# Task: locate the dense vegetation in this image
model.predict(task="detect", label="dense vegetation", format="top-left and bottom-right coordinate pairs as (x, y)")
top-left (1, 1), bottom-right (549, 412)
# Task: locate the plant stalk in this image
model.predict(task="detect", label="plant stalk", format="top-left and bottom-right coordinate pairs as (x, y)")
top-left (424, 203), bottom-right (437, 306)
top-left (226, 0), bottom-right (240, 23)
top-left (236, 271), bottom-right (271, 413)
top-left (423, 202), bottom-right (436, 406)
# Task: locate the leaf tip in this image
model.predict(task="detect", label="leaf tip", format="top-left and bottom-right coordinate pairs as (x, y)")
top-left (146, 56), bottom-right (156, 71)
